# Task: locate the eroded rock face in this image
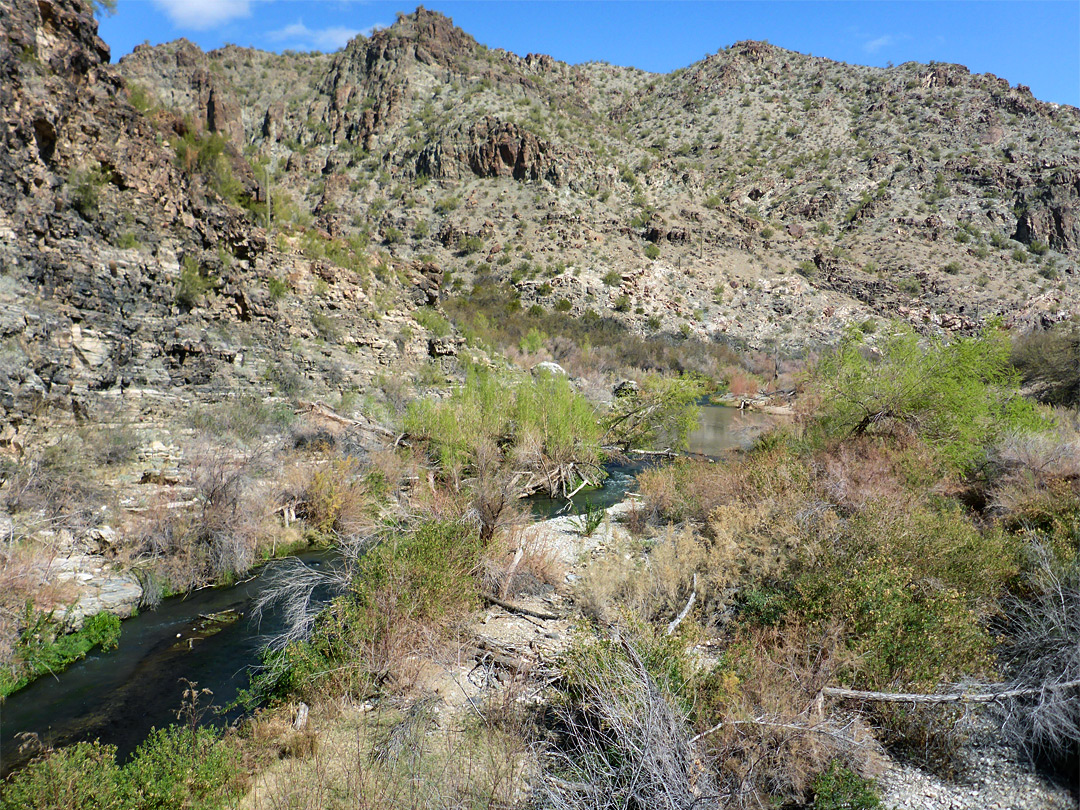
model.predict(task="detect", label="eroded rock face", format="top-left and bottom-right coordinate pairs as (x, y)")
top-left (118, 39), bottom-right (245, 148)
top-left (1014, 171), bottom-right (1080, 252)
top-left (415, 117), bottom-right (577, 185)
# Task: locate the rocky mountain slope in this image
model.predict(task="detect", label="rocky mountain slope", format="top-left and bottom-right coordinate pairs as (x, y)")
top-left (117, 7), bottom-right (1080, 353)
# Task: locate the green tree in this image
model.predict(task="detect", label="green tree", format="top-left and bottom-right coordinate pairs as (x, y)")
top-left (809, 324), bottom-right (1047, 471)
top-left (603, 373), bottom-right (708, 451)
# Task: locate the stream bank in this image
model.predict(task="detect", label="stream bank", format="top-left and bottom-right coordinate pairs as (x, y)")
top-left (0, 402), bottom-right (782, 777)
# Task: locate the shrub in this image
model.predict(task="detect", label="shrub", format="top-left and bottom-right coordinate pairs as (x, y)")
top-left (808, 324), bottom-right (1047, 472)
top-left (68, 163), bottom-right (107, 218)
top-left (1, 724), bottom-right (242, 810)
top-left (519, 326), bottom-right (547, 354)
top-left (994, 533), bottom-right (1080, 766)
top-left (311, 311), bottom-right (339, 341)
top-left (603, 373), bottom-right (708, 452)
top-left (537, 628), bottom-right (719, 810)
top-left (1011, 322), bottom-right (1080, 407)
top-left (413, 307), bottom-right (451, 338)
top-left (405, 368), bottom-right (601, 492)
top-left (789, 500), bottom-right (1018, 689)
top-left (297, 456), bottom-right (373, 535)
top-left (123, 725), bottom-right (243, 810)
top-left (0, 741), bottom-right (123, 810)
top-left (644, 243), bottom-right (661, 260)
top-left (264, 520), bottom-right (482, 699)
top-left (266, 276), bottom-right (289, 301)
top-left (176, 256), bottom-right (214, 308)
top-left (602, 269), bottom-right (622, 287)
top-left (811, 761), bottom-right (882, 809)
top-left (126, 81), bottom-right (153, 112)
top-left (458, 235), bottom-right (484, 254)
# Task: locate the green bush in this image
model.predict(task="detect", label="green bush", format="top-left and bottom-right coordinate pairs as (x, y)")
top-left (644, 243), bottom-right (661, 260)
top-left (458, 235), bottom-right (484, 254)
top-left (790, 500), bottom-right (1018, 688)
top-left (266, 276), bottom-right (289, 301)
top-left (404, 368), bottom-right (601, 485)
top-left (603, 373), bottom-right (708, 452)
top-left (1, 725), bottom-right (242, 810)
top-left (267, 520), bottom-right (482, 699)
top-left (0, 741), bottom-right (123, 810)
top-left (123, 725), bottom-right (242, 810)
top-left (68, 163), bottom-right (107, 218)
top-left (1, 610), bottom-right (121, 698)
top-left (811, 760), bottom-right (882, 810)
top-left (414, 307), bottom-right (451, 338)
top-left (176, 256), bottom-right (214, 308)
top-left (809, 324), bottom-right (1047, 471)
top-left (519, 326), bottom-right (547, 354)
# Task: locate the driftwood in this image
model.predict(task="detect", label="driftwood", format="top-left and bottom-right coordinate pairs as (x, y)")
top-left (690, 715), bottom-right (868, 746)
top-left (511, 461), bottom-right (604, 500)
top-left (481, 592), bottom-right (563, 621)
top-left (296, 400), bottom-right (396, 437)
top-left (665, 574), bottom-right (697, 636)
top-left (293, 702), bottom-right (309, 731)
top-left (820, 679), bottom-right (1080, 705)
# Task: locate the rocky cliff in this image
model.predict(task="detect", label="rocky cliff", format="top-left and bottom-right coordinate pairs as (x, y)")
top-left (0, 0), bottom-right (442, 637)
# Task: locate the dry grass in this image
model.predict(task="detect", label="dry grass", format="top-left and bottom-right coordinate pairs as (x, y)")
top-left (537, 634), bottom-right (719, 810)
top-left (241, 698), bottom-right (530, 810)
top-left (482, 524), bottom-right (564, 600)
top-left (988, 414), bottom-right (1080, 519)
top-left (811, 434), bottom-right (946, 513)
top-left (0, 539), bottom-right (72, 664)
top-left (701, 624), bottom-right (885, 807)
top-left (637, 447), bottom-right (812, 528)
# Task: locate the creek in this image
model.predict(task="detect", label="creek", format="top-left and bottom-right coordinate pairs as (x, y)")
top-left (0, 402), bottom-right (780, 776)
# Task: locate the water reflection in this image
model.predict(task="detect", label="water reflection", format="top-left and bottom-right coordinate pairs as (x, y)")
top-left (687, 402), bottom-right (782, 456)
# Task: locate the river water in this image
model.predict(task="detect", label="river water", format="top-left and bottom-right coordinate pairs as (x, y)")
top-left (0, 552), bottom-right (335, 775)
top-left (0, 403), bottom-right (780, 776)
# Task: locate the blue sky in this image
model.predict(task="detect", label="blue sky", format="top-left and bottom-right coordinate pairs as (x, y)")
top-left (99, 2), bottom-right (1079, 107)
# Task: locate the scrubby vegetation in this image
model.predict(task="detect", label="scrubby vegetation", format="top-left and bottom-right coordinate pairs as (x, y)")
top-left (405, 367), bottom-right (603, 496)
top-left (2, 724), bottom-right (243, 810)
top-left (258, 519), bottom-right (484, 702)
top-left (6, 321), bottom-right (1078, 809)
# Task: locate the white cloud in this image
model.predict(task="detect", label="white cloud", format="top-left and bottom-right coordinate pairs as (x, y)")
top-left (863, 35), bottom-right (893, 54)
top-left (152, 0), bottom-right (251, 30)
top-left (267, 19), bottom-right (374, 51)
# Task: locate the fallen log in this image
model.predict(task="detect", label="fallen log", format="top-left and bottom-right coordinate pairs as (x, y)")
top-left (820, 679), bottom-right (1080, 705)
top-left (481, 592), bottom-right (563, 621)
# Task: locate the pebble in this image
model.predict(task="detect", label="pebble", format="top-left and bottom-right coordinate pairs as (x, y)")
top-left (878, 740), bottom-right (1075, 810)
